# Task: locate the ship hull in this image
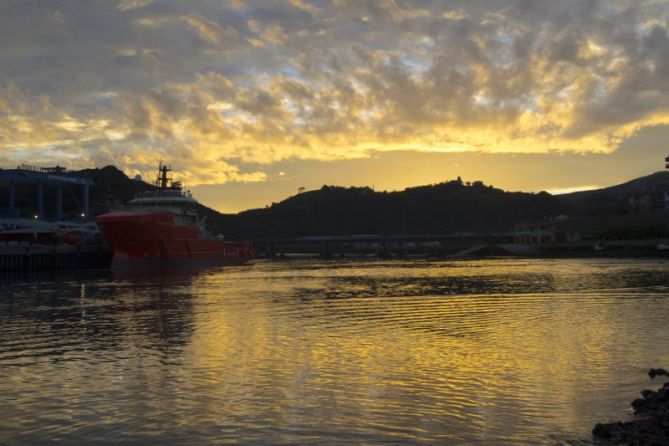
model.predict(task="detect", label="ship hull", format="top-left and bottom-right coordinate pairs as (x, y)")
top-left (96, 211), bottom-right (253, 266)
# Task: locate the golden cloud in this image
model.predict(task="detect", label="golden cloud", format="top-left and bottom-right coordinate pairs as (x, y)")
top-left (0, 0), bottom-right (668, 186)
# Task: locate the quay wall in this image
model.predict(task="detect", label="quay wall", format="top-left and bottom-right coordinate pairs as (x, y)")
top-left (0, 243), bottom-right (112, 271)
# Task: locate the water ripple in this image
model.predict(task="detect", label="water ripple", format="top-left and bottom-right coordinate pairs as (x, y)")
top-left (1, 258), bottom-right (668, 445)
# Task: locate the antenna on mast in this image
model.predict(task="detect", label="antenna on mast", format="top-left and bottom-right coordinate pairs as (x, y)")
top-left (156, 160), bottom-right (173, 190)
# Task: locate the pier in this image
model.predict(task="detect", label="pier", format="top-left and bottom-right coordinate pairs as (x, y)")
top-left (0, 243), bottom-right (112, 272)
top-left (0, 165), bottom-right (112, 271)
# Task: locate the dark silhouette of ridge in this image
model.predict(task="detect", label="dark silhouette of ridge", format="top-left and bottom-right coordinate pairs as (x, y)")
top-left (559, 171), bottom-right (669, 214)
top-left (7, 165), bottom-right (668, 240)
top-left (218, 180), bottom-right (567, 238)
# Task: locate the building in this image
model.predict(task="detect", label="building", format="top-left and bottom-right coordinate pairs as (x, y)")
top-left (0, 165), bottom-right (93, 220)
top-left (627, 184), bottom-right (669, 212)
top-left (511, 216), bottom-right (582, 244)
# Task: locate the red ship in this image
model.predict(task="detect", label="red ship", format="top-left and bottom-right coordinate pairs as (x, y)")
top-left (97, 163), bottom-right (254, 266)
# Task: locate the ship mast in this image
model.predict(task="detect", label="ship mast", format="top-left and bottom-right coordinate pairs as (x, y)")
top-left (156, 161), bottom-right (173, 190)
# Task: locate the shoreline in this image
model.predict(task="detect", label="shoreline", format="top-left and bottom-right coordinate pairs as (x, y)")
top-left (257, 238), bottom-right (669, 260)
top-left (593, 369), bottom-right (669, 444)
top-left (261, 247), bottom-right (669, 260)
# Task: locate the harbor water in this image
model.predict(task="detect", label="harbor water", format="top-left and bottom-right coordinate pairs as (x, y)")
top-left (1, 258), bottom-right (669, 445)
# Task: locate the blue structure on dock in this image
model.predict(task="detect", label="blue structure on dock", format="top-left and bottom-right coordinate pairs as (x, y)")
top-left (0, 165), bottom-right (94, 220)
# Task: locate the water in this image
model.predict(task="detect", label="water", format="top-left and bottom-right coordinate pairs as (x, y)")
top-left (1, 258), bottom-right (668, 445)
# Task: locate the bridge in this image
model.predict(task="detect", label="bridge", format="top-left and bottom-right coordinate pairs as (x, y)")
top-left (250, 233), bottom-right (513, 257)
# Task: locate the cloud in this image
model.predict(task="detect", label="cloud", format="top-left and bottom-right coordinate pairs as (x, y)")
top-left (118, 0), bottom-right (154, 12)
top-left (0, 0), bottom-right (668, 186)
top-left (184, 14), bottom-right (238, 45)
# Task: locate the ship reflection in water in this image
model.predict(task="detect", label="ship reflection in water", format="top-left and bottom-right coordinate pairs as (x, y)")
top-left (1, 258), bottom-right (669, 444)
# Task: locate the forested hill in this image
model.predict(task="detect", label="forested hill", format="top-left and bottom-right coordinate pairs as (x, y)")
top-left (558, 171), bottom-right (669, 214)
top-left (74, 167), bottom-right (567, 238)
top-left (218, 180), bottom-right (568, 238)
top-left (17, 165), bottom-right (668, 239)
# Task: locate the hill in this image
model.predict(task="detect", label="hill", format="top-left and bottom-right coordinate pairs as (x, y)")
top-left (218, 180), bottom-right (568, 238)
top-left (7, 165), bottom-right (668, 240)
top-left (75, 168), bottom-right (570, 238)
top-left (559, 171), bottom-right (669, 214)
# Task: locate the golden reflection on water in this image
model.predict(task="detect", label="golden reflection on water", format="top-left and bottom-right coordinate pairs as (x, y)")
top-left (1, 258), bottom-right (668, 444)
top-left (177, 259), bottom-right (669, 443)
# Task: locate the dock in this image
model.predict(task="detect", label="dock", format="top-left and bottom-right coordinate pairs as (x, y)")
top-left (0, 243), bottom-right (112, 271)
top-left (0, 165), bottom-right (113, 272)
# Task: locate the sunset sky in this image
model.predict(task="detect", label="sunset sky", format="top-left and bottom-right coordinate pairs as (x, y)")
top-left (1, 0), bottom-right (668, 212)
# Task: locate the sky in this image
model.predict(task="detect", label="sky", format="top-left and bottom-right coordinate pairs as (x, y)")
top-left (1, 0), bottom-right (669, 212)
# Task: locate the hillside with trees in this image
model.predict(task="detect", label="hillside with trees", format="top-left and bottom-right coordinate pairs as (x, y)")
top-left (559, 171), bottom-right (669, 215)
top-left (6, 165), bottom-right (667, 240)
top-left (80, 168), bottom-right (569, 238)
top-left (218, 179), bottom-right (567, 238)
